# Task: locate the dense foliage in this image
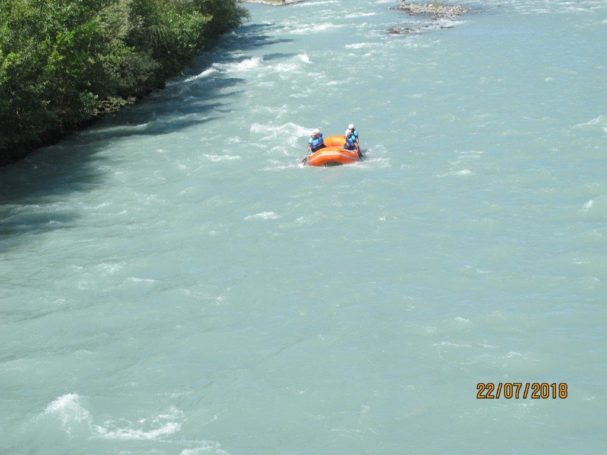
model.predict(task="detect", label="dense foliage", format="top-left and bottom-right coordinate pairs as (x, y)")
top-left (0, 0), bottom-right (247, 164)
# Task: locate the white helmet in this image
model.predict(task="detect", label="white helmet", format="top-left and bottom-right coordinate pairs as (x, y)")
top-left (312, 128), bottom-right (320, 136)
top-left (348, 123), bottom-right (355, 130)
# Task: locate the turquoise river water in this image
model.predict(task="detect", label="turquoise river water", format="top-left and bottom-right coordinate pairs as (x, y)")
top-left (1, 0), bottom-right (606, 453)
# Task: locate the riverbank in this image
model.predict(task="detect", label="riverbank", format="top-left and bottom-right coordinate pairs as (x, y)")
top-left (0, 1), bottom-right (247, 167)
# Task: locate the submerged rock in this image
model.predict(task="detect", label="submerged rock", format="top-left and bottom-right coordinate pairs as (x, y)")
top-left (396, 2), bottom-right (467, 18)
top-left (387, 22), bottom-right (456, 35)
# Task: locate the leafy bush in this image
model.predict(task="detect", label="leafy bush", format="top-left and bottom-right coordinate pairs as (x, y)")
top-left (0, 0), bottom-right (247, 164)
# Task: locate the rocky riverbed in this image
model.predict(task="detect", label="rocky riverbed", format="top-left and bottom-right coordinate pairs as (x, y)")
top-left (396, 2), bottom-right (467, 18)
top-left (387, 2), bottom-right (468, 35)
top-left (246, 0), bottom-right (467, 16)
top-left (245, 0), bottom-right (468, 37)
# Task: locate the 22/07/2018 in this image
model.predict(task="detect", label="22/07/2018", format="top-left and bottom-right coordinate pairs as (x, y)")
top-left (476, 382), bottom-right (568, 399)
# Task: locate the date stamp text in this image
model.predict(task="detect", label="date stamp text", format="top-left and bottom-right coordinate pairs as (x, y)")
top-left (476, 382), bottom-right (568, 399)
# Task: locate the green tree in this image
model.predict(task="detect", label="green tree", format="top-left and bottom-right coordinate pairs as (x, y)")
top-left (0, 0), bottom-right (247, 165)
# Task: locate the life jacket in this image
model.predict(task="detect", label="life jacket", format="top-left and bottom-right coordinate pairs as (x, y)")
top-left (350, 129), bottom-right (359, 141)
top-left (309, 134), bottom-right (324, 151)
top-left (344, 134), bottom-right (357, 150)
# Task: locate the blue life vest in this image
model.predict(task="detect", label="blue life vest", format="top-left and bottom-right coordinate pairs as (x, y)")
top-left (350, 129), bottom-right (359, 142)
top-left (309, 134), bottom-right (324, 152)
top-left (344, 134), bottom-right (357, 150)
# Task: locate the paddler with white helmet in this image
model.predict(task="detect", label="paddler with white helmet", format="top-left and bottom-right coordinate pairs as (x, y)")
top-left (308, 128), bottom-right (325, 154)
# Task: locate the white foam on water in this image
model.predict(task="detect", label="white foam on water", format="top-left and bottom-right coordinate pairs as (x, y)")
top-left (84, 201), bottom-right (111, 210)
top-left (271, 61), bottom-right (300, 74)
top-left (127, 277), bottom-right (157, 284)
top-left (181, 442), bottom-right (231, 455)
top-left (184, 68), bottom-right (218, 83)
top-left (346, 12), bottom-right (377, 18)
top-left (505, 351), bottom-right (523, 358)
top-left (204, 154), bottom-right (241, 162)
top-left (457, 150), bottom-right (484, 159)
top-left (217, 56), bottom-right (262, 73)
top-left (579, 195), bottom-right (607, 218)
top-left (43, 394), bottom-right (92, 433)
top-left (345, 42), bottom-right (377, 50)
top-left (265, 144), bottom-right (294, 157)
top-left (262, 162), bottom-right (302, 171)
top-left (293, 0), bottom-right (338, 7)
top-left (562, 5), bottom-right (593, 13)
top-left (433, 341), bottom-right (473, 349)
top-left (574, 115), bottom-right (607, 127)
top-left (436, 168), bottom-right (473, 177)
top-left (287, 23), bottom-right (343, 35)
top-left (93, 406), bottom-right (184, 441)
top-left (574, 115), bottom-right (607, 133)
top-left (355, 156), bottom-right (391, 169)
top-left (455, 316), bottom-right (471, 324)
top-left (97, 262), bottom-right (125, 275)
top-left (96, 422), bottom-right (181, 441)
top-left (256, 80), bottom-right (275, 88)
top-left (252, 104), bottom-right (289, 117)
top-left (435, 18), bottom-right (466, 29)
top-left (244, 211), bottom-right (281, 221)
top-left (250, 122), bottom-right (310, 147)
top-left (82, 122), bottom-right (149, 137)
top-left (296, 53), bottom-right (311, 64)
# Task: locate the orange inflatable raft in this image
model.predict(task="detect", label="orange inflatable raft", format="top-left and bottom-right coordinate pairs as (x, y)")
top-left (303, 135), bottom-right (361, 167)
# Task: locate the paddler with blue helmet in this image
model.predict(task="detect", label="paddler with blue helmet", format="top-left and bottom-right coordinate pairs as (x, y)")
top-left (308, 128), bottom-right (325, 154)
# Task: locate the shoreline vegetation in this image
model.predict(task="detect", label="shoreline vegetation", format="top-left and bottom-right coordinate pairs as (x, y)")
top-left (0, 0), bottom-right (248, 167)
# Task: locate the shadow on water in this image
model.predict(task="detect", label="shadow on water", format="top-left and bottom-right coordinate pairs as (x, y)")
top-left (219, 22), bottom-right (294, 53)
top-left (262, 52), bottom-right (299, 61)
top-left (0, 23), bottom-right (294, 252)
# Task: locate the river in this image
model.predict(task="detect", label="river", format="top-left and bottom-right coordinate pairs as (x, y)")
top-left (1, 0), bottom-right (606, 453)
